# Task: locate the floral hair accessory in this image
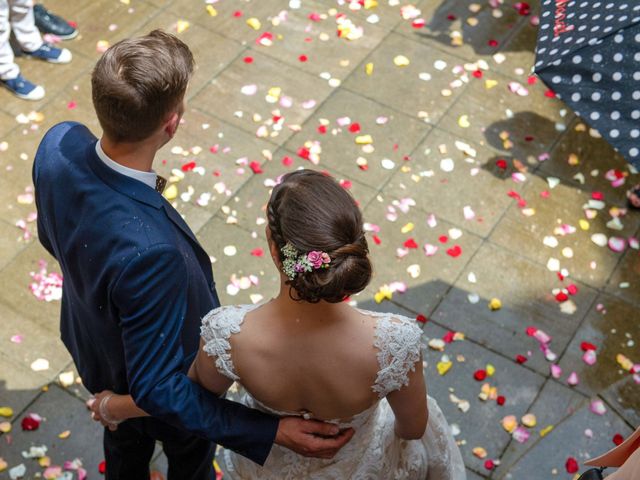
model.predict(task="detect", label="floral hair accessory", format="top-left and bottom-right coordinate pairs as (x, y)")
top-left (281, 242), bottom-right (331, 280)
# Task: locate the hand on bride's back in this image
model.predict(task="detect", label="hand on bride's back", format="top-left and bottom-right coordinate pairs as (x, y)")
top-left (275, 416), bottom-right (355, 459)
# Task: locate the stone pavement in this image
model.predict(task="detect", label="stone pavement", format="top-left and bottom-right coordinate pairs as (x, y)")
top-left (0, 0), bottom-right (638, 479)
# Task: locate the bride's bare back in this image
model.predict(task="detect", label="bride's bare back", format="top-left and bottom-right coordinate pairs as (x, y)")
top-left (231, 301), bottom-right (381, 421)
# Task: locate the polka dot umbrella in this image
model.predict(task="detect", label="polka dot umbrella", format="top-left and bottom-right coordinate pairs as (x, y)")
top-left (534, 1), bottom-right (640, 167)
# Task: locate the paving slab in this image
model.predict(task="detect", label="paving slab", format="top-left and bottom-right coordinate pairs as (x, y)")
top-left (430, 241), bottom-right (597, 376)
top-left (359, 199), bottom-right (483, 316)
top-left (0, 354), bottom-right (47, 417)
top-left (215, 149), bottom-right (379, 233)
top-left (385, 127), bottom-right (526, 238)
top-left (538, 118), bottom-right (636, 208)
top-left (421, 322), bottom-right (546, 474)
top-left (556, 294), bottom-right (639, 418)
top-left (605, 246), bottom-right (640, 309)
top-left (497, 400), bottom-right (633, 480)
top-left (154, 107), bottom-right (274, 234)
top-left (0, 384), bottom-right (104, 480)
top-left (0, 219), bottom-right (30, 272)
top-left (437, 70), bottom-right (573, 166)
top-left (496, 379), bottom-right (588, 475)
top-left (0, 302), bottom-right (72, 383)
top-left (60, 0), bottom-right (162, 60)
top-left (489, 175), bottom-right (640, 289)
top-left (394, 0), bottom-right (525, 63)
top-left (191, 51), bottom-right (334, 146)
top-left (283, 88), bottom-right (432, 190)
top-left (0, 242), bottom-right (61, 330)
top-left (343, 32), bottom-right (469, 124)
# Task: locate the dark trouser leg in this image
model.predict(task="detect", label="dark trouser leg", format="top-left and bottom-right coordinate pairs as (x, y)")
top-left (103, 420), bottom-right (156, 480)
top-left (163, 435), bottom-right (215, 480)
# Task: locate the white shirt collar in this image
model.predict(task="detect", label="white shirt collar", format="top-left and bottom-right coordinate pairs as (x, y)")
top-left (95, 140), bottom-right (158, 190)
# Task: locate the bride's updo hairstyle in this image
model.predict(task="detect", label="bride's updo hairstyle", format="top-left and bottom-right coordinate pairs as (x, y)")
top-left (267, 169), bottom-right (372, 303)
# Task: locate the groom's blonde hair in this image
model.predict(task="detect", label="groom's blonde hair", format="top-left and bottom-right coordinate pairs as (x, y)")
top-left (91, 30), bottom-right (194, 143)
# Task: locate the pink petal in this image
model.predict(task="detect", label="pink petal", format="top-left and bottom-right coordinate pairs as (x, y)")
top-left (567, 371), bottom-right (579, 386)
top-left (550, 364), bottom-right (562, 378)
top-left (582, 349), bottom-right (597, 366)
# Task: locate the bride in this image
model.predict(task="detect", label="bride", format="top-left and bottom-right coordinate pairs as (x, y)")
top-left (93, 169), bottom-right (466, 479)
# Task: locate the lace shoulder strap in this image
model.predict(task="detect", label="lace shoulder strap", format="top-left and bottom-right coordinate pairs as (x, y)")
top-left (200, 304), bottom-right (255, 381)
top-left (372, 314), bottom-right (423, 398)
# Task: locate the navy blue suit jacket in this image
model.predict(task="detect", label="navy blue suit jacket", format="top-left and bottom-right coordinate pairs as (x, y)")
top-left (33, 122), bottom-right (278, 464)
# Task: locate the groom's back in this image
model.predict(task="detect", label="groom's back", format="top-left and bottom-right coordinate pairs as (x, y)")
top-left (33, 121), bottom-right (215, 394)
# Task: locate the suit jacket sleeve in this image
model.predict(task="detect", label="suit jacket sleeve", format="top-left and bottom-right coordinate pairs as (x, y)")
top-left (112, 243), bottom-right (278, 465)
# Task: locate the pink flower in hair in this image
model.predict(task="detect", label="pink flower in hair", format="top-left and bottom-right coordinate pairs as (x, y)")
top-left (321, 252), bottom-right (331, 265)
top-left (307, 251), bottom-right (324, 268)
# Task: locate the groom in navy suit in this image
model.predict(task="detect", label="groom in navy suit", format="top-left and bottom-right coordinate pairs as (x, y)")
top-left (33, 30), bottom-right (352, 479)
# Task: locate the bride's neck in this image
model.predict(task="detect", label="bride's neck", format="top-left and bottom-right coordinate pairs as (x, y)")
top-left (273, 285), bottom-right (349, 318)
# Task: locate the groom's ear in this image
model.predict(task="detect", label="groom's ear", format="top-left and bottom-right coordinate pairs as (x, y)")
top-left (164, 112), bottom-right (181, 139)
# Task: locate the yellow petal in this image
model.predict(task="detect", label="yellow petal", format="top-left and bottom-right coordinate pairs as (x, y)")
top-left (393, 55), bottom-right (410, 67)
top-left (472, 447), bottom-right (487, 459)
top-left (163, 184), bottom-right (178, 200)
top-left (206, 5), bottom-right (218, 16)
top-left (401, 222), bottom-right (414, 234)
top-left (568, 153), bottom-right (579, 165)
top-left (540, 425), bottom-right (554, 437)
top-left (488, 298), bottom-right (502, 310)
top-left (437, 361), bottom-right (452, 376)
top-left (0, 407), bottom-right (13, 418)
top-left (502, 415), bottom-right (517, 433)
top-left (246, 17), bottom-right (261, 30)
top-left (355, 135), bottom-right (373, 145)
top-left (0, 421), bottom-right (11, 433)
top-left (522, 414), bottom-right (537, 428)
top-left (486, 364), bottom-right (495, 376)
top-left (0, 458), bottom-right (7, 472)
top-left (176, 20), bottom-right (190, 34)
top-left (458, 115), bottom-right (471, 128)
top-left (485, 79), bottom-right (498, 89)
top-left (58, 430), bottom-right (71, 439)
top-left (38, 456), bottom-right (51, 467)
top-left (365, 62), bottom-right (374, 75)
top-left (579, 219), bottom-right (590, 230)
top-left (617, 354), bottom-right (633, 371)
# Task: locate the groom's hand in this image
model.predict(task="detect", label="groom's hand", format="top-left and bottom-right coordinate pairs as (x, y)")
top-left (274, 417), bottom-right (355, 459)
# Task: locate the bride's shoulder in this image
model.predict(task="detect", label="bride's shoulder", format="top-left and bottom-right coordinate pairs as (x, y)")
top-left (201, 304), bottom-right (255, 338)
top-left (356, 308), bottom-right (422, 338)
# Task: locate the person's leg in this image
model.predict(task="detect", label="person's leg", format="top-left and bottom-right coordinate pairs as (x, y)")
top-left (163, 434), bottom-right (216, 480)
top-left (7, 0), bottom-right (42, 52)
top-left (103, 420), bottom-right (156, 480)
top-left (0, 0), bottom-right (20, 80)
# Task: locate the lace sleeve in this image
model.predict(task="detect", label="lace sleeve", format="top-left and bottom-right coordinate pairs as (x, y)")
top-left (372, 315), bottom-right (423, 398)
top-left (200, 305), bottom-right (247, 381)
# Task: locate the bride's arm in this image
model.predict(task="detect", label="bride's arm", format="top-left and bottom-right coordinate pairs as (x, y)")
top-left (385, 354), bottom-right (428, 440)
top-left (187, 338), bottom-right (234, 396)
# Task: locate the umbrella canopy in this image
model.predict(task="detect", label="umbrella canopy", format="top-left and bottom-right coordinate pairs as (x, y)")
top-left (534, 1), bottom-right (640, 167)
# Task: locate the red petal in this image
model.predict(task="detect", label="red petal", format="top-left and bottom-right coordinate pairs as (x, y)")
top-left (496, 159), bottom-right (508, 170)
top-left (317, 125), bottom-right (327, 134)
top-left (516, 354), bottom-right (528, 364)
top-left (181, 161), bottom-right (196, 172)
top-left (442, 331), bottom-right (456, 343)
top-left (282, 156), bottom-right (293, 166)
top-left (438, 235), bottom-right (449, 244)
top-left (249, 161), bottom-right (263, 174)
top-left (613, 433), bottom-right (624, 445)
top-left (580, 342), bottom-right (597, 352)
top-left (243, 56), bottom-right (254, 63)
top-left (544, 89), bottom-right (556, 98)
top-left (250, 248), bottom-right (264, 257)
top-left (99, 461), bottom-right (106, 474)
top-left (497, 395), bottom-right (506, 406)
top-left (298, 54), bottom-right (308, 62)
top-left (446, 245), bottom-right (462, 257)
top-left (474, 369), bottom-right (487, 381)
top-left (297, 147), bottom-right (311, 160)
top-left (555, 292), bottom-right (568, 302)
top-left (525, 327), bottom-right (537, 336)
top-left (592, 191), bottom-right (604, 200)
top-left (566, 284), bottom-right (578, 295)
top-left (565, 457), bottom-right (579, 474)
top-left (416, 314), bottom-right (428, 324)
top-left (372, 235), bottom-right (381, 245)
top-left (484, 460), bottom-right (495, 470)
top-left (403, 238), bottom-right (419, 249)
top-left (348, 123), bottom-right (361, 133)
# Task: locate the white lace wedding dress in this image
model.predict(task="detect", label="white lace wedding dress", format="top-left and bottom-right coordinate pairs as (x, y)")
top-left (201, 305), bottom-right (466, 480)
